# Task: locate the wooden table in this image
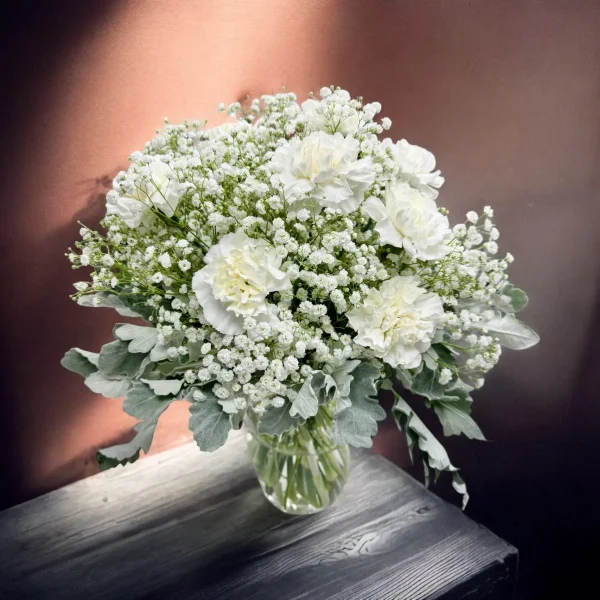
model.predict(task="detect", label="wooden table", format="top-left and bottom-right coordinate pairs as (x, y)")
top-left (0, 432), bottom-right (517, 599)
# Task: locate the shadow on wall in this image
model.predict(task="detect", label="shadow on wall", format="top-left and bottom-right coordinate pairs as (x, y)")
top-left (0, 1), bottom-right (125, 507)
top-left (2, 168), bottom-right (126, 508)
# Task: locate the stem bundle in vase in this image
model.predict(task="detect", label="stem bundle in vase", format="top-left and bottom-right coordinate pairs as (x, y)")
top-left (247, 405), bottom-right (350, 513)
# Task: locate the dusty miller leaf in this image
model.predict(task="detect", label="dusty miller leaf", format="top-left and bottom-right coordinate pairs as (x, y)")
top-left (474, 313), bottom-right (539, 350)
top-left (77, 292), bottom-right (142, 318)
top-left (494, 283), bottom-right (529, 313)
top-left (330, 359), bottom-right (361, 398)
top-left (433, 399), bottom-right (485, 440)
top-left (393, 394), bottom-right (468, 509)
top-left (290, 371), bottom-right (335, 418)
top-left (182, 386), bottom-right (201, 401)
top-left (258, 403), bottom-right (301, 435)
top-left (115, 324), bottom-right (159, 353)
top-left (401, 366), bottom-right (468, 403)
top-left (123, 382), bottom-right (173, 420)
top-left (140, 378), bottom-right (183, 397)
top-left (334, 395), bottom-right (352, 415)
top-left (217, 399), bottom-right (238, 414)
top-left (230, 410), bottom-right (245, 430)
top-left (61, 348), bottom-right (99, 378)
top-left (98, 341), bottom-right (129, 377)
top-left (150, 342), bottom-right (170, 362)
top-left (189, 399), bottom-right (231, 452)
top-left (84, 372), bottom-right (131, 398)
top-left (334, 363), bottom-right (385, 448)
top-left (97, 419), bottom-right (157, 471)
top-left (186, 341), bottom-right (202, 362)
top-left (97, 340), bottom-right (148, 379)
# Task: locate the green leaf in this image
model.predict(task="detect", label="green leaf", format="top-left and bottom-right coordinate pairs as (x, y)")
top-left (392, 394), bottom-right (468, 509)
top-left (475, 314), bottom-right (539, 350)
top-left (117, 292), bottom-right (155, 320)
top-left (407, 366), bottom-right (465, 401)
top-left (156, 361), bottom-right (177, 376)
top-left (398, 365), bottom-right (470, 407)
top-left (123, 382), bottom-right (173, 420)
top-left (77, 292), bottom-right (142, 318)
top-left (433, 400), bottom-right (486, 440)
top-left (334, 363), bottom-right (385, 448)
top-left (258, 404), bottom-right (300, 435)
top-left (84, 372), bottom-right (131, 398)
top-left (380, 378), bottom-right (395, 391)
top-left (61, 348), bottom-right (99, 378)
top-left (140, 378), bottom-right (183, 397)
top-left (115, 324), bottom-right (159, 353)
top-left (97, 419), bottom-right (157, 470)
top-left (189, 399), bottom-right (231, 452)
top-left (431, 343), bottom-right (457, 364)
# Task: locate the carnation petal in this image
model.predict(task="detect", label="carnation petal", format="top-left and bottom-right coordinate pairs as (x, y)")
top-left (375, 219), bottom-right (405, 248)
top-left (194, 279), bottom-right (243, 335)
top-left (363, 196), bottom-right (388, 221)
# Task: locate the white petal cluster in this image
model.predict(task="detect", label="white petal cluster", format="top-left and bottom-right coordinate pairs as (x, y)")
top-left (363, 182), bottom-right (451, 260)
top-left (270, 131), bottom-right (375, 214)
top-left (192, 231), bottom-right (291, 335)
top-left (347, 276), bottom-right (445, 369)
top-left (382, 138), bottom-right (445, 199)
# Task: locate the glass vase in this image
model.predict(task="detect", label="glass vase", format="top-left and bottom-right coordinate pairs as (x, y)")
top-left (246, 406), bottom-right (351, 515)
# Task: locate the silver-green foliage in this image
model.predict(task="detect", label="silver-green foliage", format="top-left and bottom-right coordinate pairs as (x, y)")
top-left (392, 393), bottom-right (469, 509)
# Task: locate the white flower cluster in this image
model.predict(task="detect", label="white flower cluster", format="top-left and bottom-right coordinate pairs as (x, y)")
top-left (67, 86), bottom-right (534, 417)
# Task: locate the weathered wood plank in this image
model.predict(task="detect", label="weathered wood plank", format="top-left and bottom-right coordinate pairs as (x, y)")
top-left (0, 431), bottom-right (516, 599)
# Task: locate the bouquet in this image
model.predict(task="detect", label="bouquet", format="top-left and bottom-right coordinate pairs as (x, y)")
top-left (63, 87), bottom-right (538, 512)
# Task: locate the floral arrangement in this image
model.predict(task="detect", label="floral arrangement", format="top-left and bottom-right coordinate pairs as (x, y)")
top-left (62, 87), bottom-right (538, 509)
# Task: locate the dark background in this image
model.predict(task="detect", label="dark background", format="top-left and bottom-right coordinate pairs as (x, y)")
top-left (1, 1), bottom-right (599, 598)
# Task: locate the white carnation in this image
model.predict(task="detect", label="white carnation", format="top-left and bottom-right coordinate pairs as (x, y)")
top-left (270, 131), bottom-right (374, 214)
top-left (382, 138), bottom-right (444, 199)
top-left (363, 182), bottom-right (451, 260)
top-left (192, 231), bottom-right (291, 335)
top-left (347, 275), bottom-right (445, 369)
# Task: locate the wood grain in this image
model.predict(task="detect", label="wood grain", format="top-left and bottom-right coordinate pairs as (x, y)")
top-left (0, 431), bottom-right (516, 599)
